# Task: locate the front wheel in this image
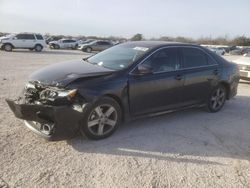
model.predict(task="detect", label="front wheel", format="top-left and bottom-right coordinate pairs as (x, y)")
top-left (80, 97), bottom-right (122, 140)
top-left (3, 44), bottom-right (13, 52)
top-left (85, 47), bottom-right (92, 53)
top-left (207, 85), bottom-right (227, 112)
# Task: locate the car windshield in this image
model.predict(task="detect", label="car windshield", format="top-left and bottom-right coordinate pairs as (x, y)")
top-left (86, 45), bottom-right (149, 70)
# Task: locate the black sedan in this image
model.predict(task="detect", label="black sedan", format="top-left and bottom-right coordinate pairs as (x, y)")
top-left (6, 41), bottom-right (240, 140)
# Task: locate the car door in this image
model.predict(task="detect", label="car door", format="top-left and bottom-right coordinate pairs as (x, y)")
top-left (180, 47), bottom-right (220, 105)
top-left (12, 34), bottom-right (25, 48)
top-left (13, 34), bottom-right (36, 48)
top-left (128, 47), bottom-right (185, 115)
top-left (100, 41), bottom-right (112, 51)
top-left (25, 34), bottom-right (36, 48)
top-left (68, 40), bottom-right (76, 48)
top-left (94, 41), bottom-right (103, 51)
top-left (61, 40), bottom-right (69, 48)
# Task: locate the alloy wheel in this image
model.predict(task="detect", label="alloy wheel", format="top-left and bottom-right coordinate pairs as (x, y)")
top-left (35, 45), bottom-right (42, 52)
top-left (4, 44), bottom-right (12, 52)
top-left (86, 47), bottom-right (92, 53)
top-left (87, 104), bottom-right (117, 136)
top-left (210, 87), bottom-right (226, 111)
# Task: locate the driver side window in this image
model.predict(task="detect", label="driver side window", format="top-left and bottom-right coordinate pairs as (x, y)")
top-left (142, 48), bottom-right (180, 73)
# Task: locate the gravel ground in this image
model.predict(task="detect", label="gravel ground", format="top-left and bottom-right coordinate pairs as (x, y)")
top-left (0, 49), bottom-right (249, 188)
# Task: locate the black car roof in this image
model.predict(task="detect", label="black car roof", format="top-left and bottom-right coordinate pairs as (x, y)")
top-left (121, 41), bottom-right (200, 50)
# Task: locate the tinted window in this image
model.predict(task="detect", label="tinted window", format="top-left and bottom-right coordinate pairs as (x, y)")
top-left (207, 55), bottom-right (218, 65)
top-left (35, 34), bottom-right (43, 40)
top-left (182, 48), bottom-right (208, 68)
top-left (16, 34), bottom-right (35, 40)
top-left (143, 48), bottom-right (179, 73)
top-left (97, 41), bottom-right (110, 45)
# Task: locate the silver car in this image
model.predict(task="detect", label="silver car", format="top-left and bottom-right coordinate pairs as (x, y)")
top-left (78, 40), bottom-right (113, 53)
top-left (49, 39), bottom-right (79, 49)
top-left (234, 53), bottom-right (250, 81)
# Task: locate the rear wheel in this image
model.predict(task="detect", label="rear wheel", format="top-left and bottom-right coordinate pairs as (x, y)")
top-left (3, 44), bottom-right (13, 52)
top-left (34, 44), bottom-right (43, 52)
top-left (207, 85), bottom-right (227, 112)
top-left (80, 97), bottom-right (122, 140)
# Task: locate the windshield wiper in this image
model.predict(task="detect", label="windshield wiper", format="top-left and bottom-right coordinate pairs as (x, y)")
top-left (82, 57), bottom-right (89, 62)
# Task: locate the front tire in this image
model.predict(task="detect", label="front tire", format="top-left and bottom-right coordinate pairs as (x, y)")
top-left (3, 44), bottom-right (13, 52)
top-left (85, 47), bottom-right (92, 53)
top-left (80, 97), bottom-right (122, 140)
top-left (54, 44), bottom-right (60, 49)
top-left (207, 85), bottom-right (227, 112)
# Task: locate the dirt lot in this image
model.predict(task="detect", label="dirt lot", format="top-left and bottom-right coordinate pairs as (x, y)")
top-left (0, 49), bottom-right (250, 188)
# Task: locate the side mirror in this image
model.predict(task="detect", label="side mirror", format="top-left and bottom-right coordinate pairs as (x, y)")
top-left (133, 64), bottom-right (153, 76)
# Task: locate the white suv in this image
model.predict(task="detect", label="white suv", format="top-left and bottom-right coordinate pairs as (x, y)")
top-left (49, 39), bottom-right (79, 49)
top-left (0, 33), bottom-right (46, 52)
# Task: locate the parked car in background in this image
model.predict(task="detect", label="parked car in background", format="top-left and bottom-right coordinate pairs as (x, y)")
top-left (49, 39), bottom-right (79, 49)
top-left (209, 47), bottom-right (225, 55)
top-left (0, 33), bottom-right (46, 52)
top-left (233, 54), bottom-right (250, 80)
top-left (6, 41), bottom-right (239, 140)
top-left (242, 48), bottom-right (250, 55)
top-left (45, 36), bottom-right (62, 44)
top-left (230, 48), bottom-right (250, 55)
top-left (78, 40), bottom-right (113, 53)
top-left (230, 49), bottom-right (243, 55)
top-left (78, 39), bottom-right (96, 45)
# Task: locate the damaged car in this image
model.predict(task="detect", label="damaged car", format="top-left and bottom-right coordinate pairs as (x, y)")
top-left (6, 41), bottom-right (239, 140)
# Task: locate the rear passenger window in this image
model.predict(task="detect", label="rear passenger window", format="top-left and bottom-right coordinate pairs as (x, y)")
top-left (25, 34), bottom-right (35, 40)
top-left (182, 48), bottom-right (208, 68)
top-left (35, 35), bottom-right (43, 40)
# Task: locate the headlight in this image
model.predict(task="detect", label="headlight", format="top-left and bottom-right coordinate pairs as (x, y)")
top-left (58, 89), bottom-right (78, 98)
top-left (40, 89), bottom-right (77, 100)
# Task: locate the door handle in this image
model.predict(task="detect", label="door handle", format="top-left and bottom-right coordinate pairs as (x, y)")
top-left (175, 75), bottom-right (182, 80)
top-left (213, 69), bottom-right (218, 75)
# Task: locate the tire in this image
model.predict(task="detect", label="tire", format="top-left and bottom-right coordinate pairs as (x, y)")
top-left (86, 47), bottom-right (92, 53)
top-left (80, 97), bottom-right (122, 140)
top-left (54, 44), bottom-right (60, 49)
top-left (3, 44), bottom-right (13, 52)
top-left (34, 44), bottom-right (43, 52)
top-left (207, 85), bottom-right (227, 113)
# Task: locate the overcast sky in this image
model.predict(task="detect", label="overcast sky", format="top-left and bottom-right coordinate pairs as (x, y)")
top-left (0, 0), bottom-right (249, 38)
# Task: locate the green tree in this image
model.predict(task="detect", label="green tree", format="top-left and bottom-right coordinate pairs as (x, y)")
top-left (131, 33), bottom-right (143, 41)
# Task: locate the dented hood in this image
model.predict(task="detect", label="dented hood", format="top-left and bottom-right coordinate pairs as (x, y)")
top-left (29, 60), bottom-right (114, 86)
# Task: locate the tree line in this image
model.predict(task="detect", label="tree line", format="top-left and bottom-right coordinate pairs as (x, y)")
top-left (1, 32), bottom-right (250, 46)
top-left (131, 33), bottom-right (250, 46)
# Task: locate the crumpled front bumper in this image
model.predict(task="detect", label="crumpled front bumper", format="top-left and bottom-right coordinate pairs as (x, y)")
top-left (6, 99), bottom-right (85, 140)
